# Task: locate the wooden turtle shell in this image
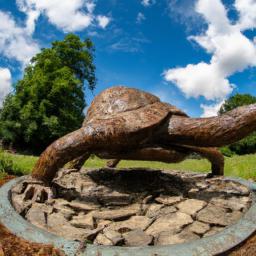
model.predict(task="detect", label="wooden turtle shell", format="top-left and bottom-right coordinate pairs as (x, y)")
top-left (83, 86), bottom-right (188, 136)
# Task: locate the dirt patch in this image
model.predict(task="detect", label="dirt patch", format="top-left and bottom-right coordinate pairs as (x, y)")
top-left (0, 175), bottom-right (64, 256)
top-left (227, 232), bottom-right (256, 256)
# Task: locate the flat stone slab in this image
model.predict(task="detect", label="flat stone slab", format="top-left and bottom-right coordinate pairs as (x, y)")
top-left (0, 168), bottom-right (256, 255)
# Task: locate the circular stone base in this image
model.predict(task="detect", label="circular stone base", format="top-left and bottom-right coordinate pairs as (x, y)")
top-left (10, 168), bottom-right (254, 250)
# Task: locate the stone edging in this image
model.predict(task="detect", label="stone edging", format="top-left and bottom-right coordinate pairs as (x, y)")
top-left (0, 175), bottom-right (255, 256)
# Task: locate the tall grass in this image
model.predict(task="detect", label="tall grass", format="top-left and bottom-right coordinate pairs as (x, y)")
top-left (0, 150), bottom-right (26, 177)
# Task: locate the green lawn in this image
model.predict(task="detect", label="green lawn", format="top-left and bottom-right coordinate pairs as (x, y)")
top-left (0, 151), bottom-right (255, 180)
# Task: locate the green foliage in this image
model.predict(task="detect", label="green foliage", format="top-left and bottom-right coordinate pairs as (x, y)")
top-left (219, 94), bottom-right (256, 155)
top-left (219, 93), bottom-right (256, 114)
top-left (0, 34), bottom-right (96, 153)
top-left (220, 146), bottom-right (234, 157)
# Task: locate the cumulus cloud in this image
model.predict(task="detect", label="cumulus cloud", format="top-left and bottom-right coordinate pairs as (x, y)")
top-left (200, 100), bottom-right (224, 117)
top-left (235, 0), bottom-right (256, 30)
top-left (141, 0), bottom-right (155, 7)
top-left (0, 11), bottom-right (40, 66)
top-left (136, 12), bottom-right (146, 23)
top-left (165, 62), bottom-right (233, 100)
top-left (167, 0), bottom-right (202, 32)
top-left (164, 0), bottom-right (256, 117)
top-left (16, 0), bottom-right (111, 32)
top-left (97, 15), bottom-right (111, 29)
top-left (0, 68), bottom-right (12, 107)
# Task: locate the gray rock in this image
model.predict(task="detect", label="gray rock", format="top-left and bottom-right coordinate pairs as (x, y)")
top-left (188, 188), bottom-right (199, 197)
top-left (155, 195), bottom-right (182, 205)
top-left (103, 229), bottom-right (124, 245)
top-left (67, 200), bottom-right (99, 211)
top-left (106, 216), bottom-right (153, 233)
top-left (47, 212), bottom-right (86, 241)
top-left (210, 197), bottom-right (251, 211)
top-left (26, 203), bottom-right (50, 229)
top-left (145, 204), bottom-right (163, 218)
top-left (82, 227), bottom-right (103, 241)
top-left (203, 226), bottom-right (225, 237)
top-left (53, 204), bottom-right (75, 220)
top-left (94, 233), bottom-right (113, 245)
top-left (156, 230), bottom-right (200, 245)
top-left (97, 219), bottom-right (111, 229)
top-left (197, 204), bottom-right (242, 226)
top-left (11, 180), bottom-right (27, 194)
top-left (196, 182), bottom-right (209, 190)
top-left (54, 171), bottom-right (93, 191)
top-left (12, 193), bottom-right (31, 214)
top-left (93, 204), bottom-right (140, 220)
top-left (23, 184), bottom-right (54, 203)
top-left (207, 180), bottom-right (250, 196)
top-left (177, 199), bottom-right (207, 216)
top-left (71, 212), bottom-right (95, 229)
top-left (146, 212), bottom-right (193, 237)
top-left (52, 199), bottom-right (76, 219)
top-left (187, 221), bottom-right (210, 235)
top-left (123, 229), bottom-right (153, 246)
top-left (99, 191), bottom-right (133, 206)
top-left (158, 206), bottom-right (177, 216)
top-left (142, 195), bottom-right (153, 204)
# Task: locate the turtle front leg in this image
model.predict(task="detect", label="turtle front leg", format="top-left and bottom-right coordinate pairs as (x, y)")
top-left (32, 123), bottom-right (115, 183)
top-left (66, 153), bottom-right (90, 170)
top-left (32, 127), bottom-right (94, 183)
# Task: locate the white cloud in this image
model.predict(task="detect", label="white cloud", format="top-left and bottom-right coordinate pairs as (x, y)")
top-left (167, 0), bottom-right (202, 32)
top-left (0, 68), bottom-right (12, 107)
top-left (164, 62), bottom-right (234, 100)
top-left (86, 1), bottom-right (96, 14)
top-left (16, 0), bottom-right (111, 32)
top-left (136, 12), bottom-right (146, 23)
top-left (235, 0), bottom-right (256, 30)
top-left (0, 11), bottom-right (40, 66)
top-left (97, 15), bottom-right (111, 29)
top-left (141, 0), bottom-right (155, 7)
top-left (200, 100), bottom-right (224, 117)
top-left (164, 0), bottom-right (256, 115)
top-left (110, 35), bottom-right (150, 53)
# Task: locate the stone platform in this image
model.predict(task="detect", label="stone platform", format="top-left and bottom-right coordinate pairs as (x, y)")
top-left (11, 168), bottom-right (253, 248)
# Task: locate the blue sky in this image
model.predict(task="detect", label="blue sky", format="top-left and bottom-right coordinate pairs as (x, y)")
top-left (0, 0), bottom-right (256, 117)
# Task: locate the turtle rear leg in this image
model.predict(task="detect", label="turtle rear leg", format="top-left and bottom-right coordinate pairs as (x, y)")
top-left (103, 146), bottom-right (223, 176)
top-left (178, 145), bottom-right (224, 176)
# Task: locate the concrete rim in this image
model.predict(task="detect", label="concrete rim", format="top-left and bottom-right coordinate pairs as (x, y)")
top-left (0, 173), bottom-right (255, 256)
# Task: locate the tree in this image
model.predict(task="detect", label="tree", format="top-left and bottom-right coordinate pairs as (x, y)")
top-left (0, 34), bottom-right (96, 153)
top-left (219, 94), bottom-right (256, 155)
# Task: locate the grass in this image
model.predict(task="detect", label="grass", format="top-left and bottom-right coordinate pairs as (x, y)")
top-left (0, 151), bottom-right (255, 180)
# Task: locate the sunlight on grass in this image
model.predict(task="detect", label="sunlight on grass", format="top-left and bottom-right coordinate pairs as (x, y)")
top-left (1, 151), bottom-right (255, 180)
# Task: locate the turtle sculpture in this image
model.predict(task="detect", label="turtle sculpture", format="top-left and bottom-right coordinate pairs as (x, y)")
top-left (32, 86), bottom-right (256, 184)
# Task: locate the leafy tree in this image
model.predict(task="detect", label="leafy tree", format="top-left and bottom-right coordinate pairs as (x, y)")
top-left (219, 94), bottom-right (256, 155)
top-left (0, 34), bottom-right (96, 153)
